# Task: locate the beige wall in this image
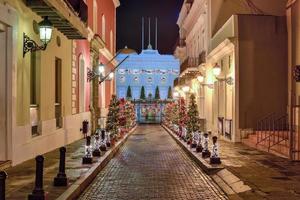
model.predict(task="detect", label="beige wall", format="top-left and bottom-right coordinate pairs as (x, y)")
top-left (8, 0), bottom-right (73, 125)
top-left (238, 15), bottom-right (288, 129)
top-left (209, 0), bottom-right (286, 37)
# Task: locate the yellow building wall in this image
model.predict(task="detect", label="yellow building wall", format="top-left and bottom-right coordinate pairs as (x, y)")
top-left (2, 0), bottom-right (72, 126)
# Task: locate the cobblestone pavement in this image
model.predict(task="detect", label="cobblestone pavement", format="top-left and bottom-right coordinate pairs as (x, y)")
top-left (79, 125), bottom-right (227, 200)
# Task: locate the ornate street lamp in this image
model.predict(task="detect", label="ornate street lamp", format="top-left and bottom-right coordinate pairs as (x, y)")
top-left (197, 74), bottom-right (204, 83)
top-left (108, 72), bottom-right (114, 80)
top-left (182, 85), bottom-right (190, 93)
top-left (212, 63), bottom-right (234, 85)
top-left (196, 73), bottom-right (214, 89)
top-left (173, 91), bottom-right (179, 98)
top-left (212, 63), bottom-right (222, 77)
top-left (23, 16), bottom-right (53, 57)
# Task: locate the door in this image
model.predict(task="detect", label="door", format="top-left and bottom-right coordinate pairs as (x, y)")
top-left (55, 58), bottom-right (62, 128)
top-left (0, 23), bottom-right (7, 161)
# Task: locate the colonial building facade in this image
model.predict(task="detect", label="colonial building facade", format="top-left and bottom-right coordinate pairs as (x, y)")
top-left (116, 47), bottom-right (179, 100)
top-left (174, 0), bottom-right (290, 158)
top-left (287, 0), bottom-right (300, 160)
top-left (0, 0), bottom-right (118, 167)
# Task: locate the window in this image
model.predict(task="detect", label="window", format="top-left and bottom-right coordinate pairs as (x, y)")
top-left (79, 55), bottom-right (85, 113)
top-left (102, 14), bottom-right (106, 41)
top-left (30, 51), bottom-right (40, 136)
top-left (93, 0), bottom-right (98, 33)
top-left (110, 30), bottom-right (113, 53)
top-left (30, 51), bottom-right (39, 105)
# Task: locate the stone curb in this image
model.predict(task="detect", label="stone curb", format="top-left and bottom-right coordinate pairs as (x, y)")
top-left (162, 125), bottom-right (251, 198)
top-left (57, 126), bottom-right (137, 200)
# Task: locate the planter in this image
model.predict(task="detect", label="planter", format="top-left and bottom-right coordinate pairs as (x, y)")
top-left (106, 142), bottom-right (111, 148)
top-left (100, 145), bottom-right (107, 152)
top-left (190, 143), bottom-right (197, 148)
top-left (196, 145), bottom-right (203, 153)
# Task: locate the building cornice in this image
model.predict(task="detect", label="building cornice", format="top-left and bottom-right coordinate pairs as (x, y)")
top-left (113, 0), bottom-right (120, 8)
top-left (183, 0), bottom-right (206, 36)
top-left (206, 38), bottom-right (235, 63)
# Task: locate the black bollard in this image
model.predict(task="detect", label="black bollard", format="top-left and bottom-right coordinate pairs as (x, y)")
top-left (28, 155), bottom-right (46, 200)
top-left (0, 171), bottom-right (7, 200)
top-left (54, 147), bottom-right (68, 186)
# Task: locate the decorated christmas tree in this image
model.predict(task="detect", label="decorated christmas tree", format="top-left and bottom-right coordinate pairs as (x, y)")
top-left (167, 86), bottom-right (173, 99)
top-left (106, 95), bottom-right (120, 139)
top-left (125, 100), bottom-right (136, 129)
top-left (187, 94), bottom-right (200, 139)
top-left (140, 86), bottom-right (146, 100)
top-left (126, 86), bottom-right (132, 100)
top-left (178, 97), bottom-right (188, 129)
top-left (164, 102), bottom-right (175, 126)
top-left (118, 98), bottom-right (126, 128)
top-left (171, 101), bottom-right (179, 126)
top-left (155, 86), bottom-right (160, 100)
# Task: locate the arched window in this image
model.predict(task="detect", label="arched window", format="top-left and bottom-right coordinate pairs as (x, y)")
top-left (102, 14), bottom-right (106, 42)
top-left (78, 54), bottom-right (85, 113)
top-left (110, 30), bottom-right (113, 53)
top-left (93, 0), bottom-right (97, 33)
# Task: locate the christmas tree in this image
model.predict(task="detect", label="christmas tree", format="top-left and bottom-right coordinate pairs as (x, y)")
top-left (140, 86), bottom-right (146, 100)
top-left (171, 101), bottom-right (179, 126)
top-left (106, 95), bottom-right (120, 139)
top-left (118, 98), bottom-right (126, 128)
top-left (126, 86), bottom-right (132, 100)
top-left (155, 86), bottom-right (160, 100)
top-left (187, 94), bottom-right (200, 139)
top-left (125, 100), bottom-right (135, 129)
top-left (167, 86), bottom-right (173, 99)
top-left (178, 97), bottom-right (188, 130)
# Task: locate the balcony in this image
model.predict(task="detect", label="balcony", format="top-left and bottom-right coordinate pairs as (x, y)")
top-left (65, 0), bottom-right (88, 23)
top-left (26, 0), bottom-right (89, 39)
top-left (174, 77), bottom-right (186, 87)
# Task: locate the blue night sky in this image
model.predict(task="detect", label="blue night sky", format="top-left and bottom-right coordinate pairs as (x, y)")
top-left (117, 0), bottom-right (184, 54)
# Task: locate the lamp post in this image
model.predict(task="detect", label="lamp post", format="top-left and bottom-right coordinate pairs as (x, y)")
top-left (23, 16), bottom-right (53, 57)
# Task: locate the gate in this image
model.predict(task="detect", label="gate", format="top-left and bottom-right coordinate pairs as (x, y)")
top-left (134, 100), bottom-right (171, 124)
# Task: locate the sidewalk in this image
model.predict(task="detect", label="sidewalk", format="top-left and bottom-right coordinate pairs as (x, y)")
top-left (4, 128), bottom-right (136, 200)
top-left (163, 125), bottom-right (300, 200)
top-left (219, 139), bottom-right (300, 200)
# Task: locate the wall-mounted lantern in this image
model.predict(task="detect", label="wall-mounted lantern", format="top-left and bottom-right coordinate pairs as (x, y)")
top-left (23, 16), bottom-right (53, 57)
top-left (212, 63), bottom-right (234, 85)
top-left (197, 74), bottom-right (214, 89)
top-left (87, 50), bottom-right (129, 84)
top-left (173, 91), bottom-right (179, 98)
top-left (182, 85), bottom-right (190, 93)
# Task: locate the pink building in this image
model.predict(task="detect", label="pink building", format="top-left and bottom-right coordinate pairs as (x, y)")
top-left (74, 0), bottom-right (120, 129)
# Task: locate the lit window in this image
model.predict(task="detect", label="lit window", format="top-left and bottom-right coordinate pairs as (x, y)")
top-left (93, 0), bottom-right (97, 33)
top-left (102, 15), bottom-right (106, 41)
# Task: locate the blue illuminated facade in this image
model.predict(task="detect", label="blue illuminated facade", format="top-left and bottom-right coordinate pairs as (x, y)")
top-left (116, 48), bottom-right (180, 100)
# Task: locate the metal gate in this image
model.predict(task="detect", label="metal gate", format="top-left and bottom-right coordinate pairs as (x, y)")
top-left (133, 100), bottom-right (170, 124)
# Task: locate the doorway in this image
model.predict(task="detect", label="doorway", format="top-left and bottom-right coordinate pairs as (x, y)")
top-left (0, 22), bottom-right (8, 161)
top-left (55, 58), bottom-right (62, 128)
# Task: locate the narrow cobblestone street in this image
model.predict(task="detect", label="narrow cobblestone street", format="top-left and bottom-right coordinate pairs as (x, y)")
top-left (79, 125), bottom-right (227, 200)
